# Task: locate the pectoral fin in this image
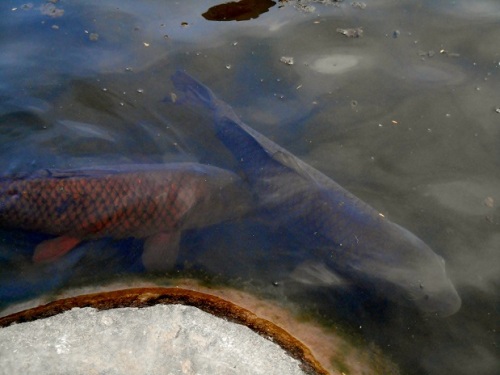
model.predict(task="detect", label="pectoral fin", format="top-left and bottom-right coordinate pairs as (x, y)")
top-left (141, 232), bottom-right (180, 272)
top-left (32, 236), bottom-right (82, 263)
top-left (290, 261), bottom-right (346, 287)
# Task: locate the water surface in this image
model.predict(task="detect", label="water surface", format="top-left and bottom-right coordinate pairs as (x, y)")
top-left (0, 1), bottom-right (498, 374)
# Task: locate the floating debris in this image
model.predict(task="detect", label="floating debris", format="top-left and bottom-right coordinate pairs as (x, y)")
top-left (439, 49), bottom-right (460, 57)
top-left (21, 3), bottom-right (34, 10)
top-left (495, 107), bottom-right (500, 113)
top-left (418, 50), bottom-right (435, 58)
top-left (51, 25), bottom-right (59, 30)
top-left (280, 56), bottom-right (294, 65)
top-left (170, 93), bottom-right (177, 103)
top-left (89, 33), bottom-right (99, 42)
top-left (393, 30), bottom-right (400, 38)
top-left (202, 0), bottom-right (275, 21)
top-left (351, 2), bottom-right (366, 9)
top-left (289, 0), bottom-right (344, 13)
top-left (40, 2), bottom-right (64, 18)
top-left (181, 21), bottom-right (189, 27)
top-left (337, 27), bottom-right (363, 38)
top-left (296, 4), bottom-right (316, 13)
top-left (225, 64), bottom-right (232, 69)
top-left (136, 89), bottom-right (144, 94)
top-left (143, 42), bottom-right (150, 47)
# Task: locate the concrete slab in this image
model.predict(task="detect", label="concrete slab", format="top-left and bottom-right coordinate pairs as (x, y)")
top-left (0, 304), bottom-right (307, 375)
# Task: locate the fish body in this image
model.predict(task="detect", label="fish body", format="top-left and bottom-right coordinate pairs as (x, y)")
top-left (0, 163), bottom-right (251, 267)
top-left (172, 71), bottom-right (461, 316)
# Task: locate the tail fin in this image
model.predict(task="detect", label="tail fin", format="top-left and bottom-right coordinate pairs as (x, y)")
top-left (171, 70), bottom-right (218, 110)
top-left (170, 71), bottom-right (292, 181)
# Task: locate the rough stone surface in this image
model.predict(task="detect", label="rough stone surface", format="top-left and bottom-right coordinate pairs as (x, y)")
top-left (0, 304), bottom-right (306, 375)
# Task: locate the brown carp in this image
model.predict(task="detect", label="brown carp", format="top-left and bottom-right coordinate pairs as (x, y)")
top-left (0, 163), bottom-right (251, 270)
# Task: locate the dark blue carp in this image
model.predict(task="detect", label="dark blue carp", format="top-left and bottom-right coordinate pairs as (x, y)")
top-left (172, 71), bottom-right (461, 316)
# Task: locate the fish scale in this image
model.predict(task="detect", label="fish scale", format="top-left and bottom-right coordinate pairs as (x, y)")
top-left (0, 161), bottom-right (255, 246)
top-left (1, 169), bottom-right (194, 240)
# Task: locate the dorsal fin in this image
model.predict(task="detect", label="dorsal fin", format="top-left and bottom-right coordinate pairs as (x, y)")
top-left (271, 150), bottom-right (318, 182)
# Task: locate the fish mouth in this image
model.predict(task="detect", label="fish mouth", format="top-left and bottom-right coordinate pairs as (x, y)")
top-left (355, 266), bottom-right (462, 316)
top-left (410, 283), bottom-right (462, 317)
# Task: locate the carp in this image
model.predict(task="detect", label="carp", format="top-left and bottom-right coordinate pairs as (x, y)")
top-left (172, 71), bottom-right (461, 316)
top-left (0, 163), bottom-right (251, 270)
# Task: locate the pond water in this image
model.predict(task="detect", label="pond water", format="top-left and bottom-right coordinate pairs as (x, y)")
top-left (0, 1), bottom-right (498, 374)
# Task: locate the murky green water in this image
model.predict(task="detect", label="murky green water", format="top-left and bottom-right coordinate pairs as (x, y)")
top-left (0, 1), bottom-right (498, 374)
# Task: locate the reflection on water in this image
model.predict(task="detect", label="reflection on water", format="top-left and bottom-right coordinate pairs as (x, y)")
top-left (1, 1), bottom-right (499, 374)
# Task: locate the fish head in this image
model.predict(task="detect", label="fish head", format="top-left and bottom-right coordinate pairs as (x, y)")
top-left (333, 222), bottom-right (461, 317)
top-left (394, 240), bottom-right (462, 317)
